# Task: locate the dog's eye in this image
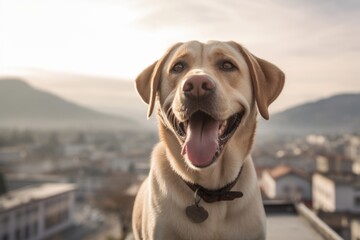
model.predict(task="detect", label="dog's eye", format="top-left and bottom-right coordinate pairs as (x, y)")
top-left (171, 62), bottom-right (185, 73)
top-left (219, 60), bottom-right (237, 72)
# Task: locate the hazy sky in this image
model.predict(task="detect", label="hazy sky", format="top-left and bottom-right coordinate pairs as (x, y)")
top-left (1, 0), bottom-right (359, 112)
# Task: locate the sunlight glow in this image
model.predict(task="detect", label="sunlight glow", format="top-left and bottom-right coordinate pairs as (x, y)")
top-left (0, 0), bottom-right (189, 79)
top-left (1, 0), bottom-right (359, 113)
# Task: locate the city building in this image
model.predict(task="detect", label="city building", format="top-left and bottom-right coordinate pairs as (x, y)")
top-left (316, 155), bottom-right (354, 174)
top-left (4, 173), bottom-right (67, 191)
top-left (261, 164), bottom-right (312, 202)
top-left (53, 166), bottom-right (107, 201)
top-left (0, 147), bottom-right (26, 165)
top-left (346, 136), bottom-right (360, 161)
top-left (0, 183), bottom-right (76, 240)
top-left (313, 172), bottom-right (360, 213)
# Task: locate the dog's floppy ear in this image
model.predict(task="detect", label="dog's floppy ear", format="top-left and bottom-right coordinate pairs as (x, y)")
top-left (135, 43), bottom-right (182, 118)
top-left (230, 42), bottom-right (285, 120)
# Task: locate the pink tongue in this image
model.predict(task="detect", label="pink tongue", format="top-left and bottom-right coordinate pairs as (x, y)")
top-left (181, 112), bottom-right (219, 167)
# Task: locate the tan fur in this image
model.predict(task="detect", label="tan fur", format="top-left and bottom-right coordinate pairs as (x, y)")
top-left (133, 41), bottom-right (285, 240)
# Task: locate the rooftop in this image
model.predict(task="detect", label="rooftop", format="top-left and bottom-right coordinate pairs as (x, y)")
top-left (316, 171), bottom-right (360, 185)
top-left (0, 183), bottom-right (76, 212)
top-left (265, 201), bottom-right (342, 240)
top-left (267, 214), bottom-right (323, 240)
top-left (267, 164), bottom-right (310, 180)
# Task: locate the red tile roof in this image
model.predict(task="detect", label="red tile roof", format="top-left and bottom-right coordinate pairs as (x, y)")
top-left (268, 164), bottom-right (310, 180)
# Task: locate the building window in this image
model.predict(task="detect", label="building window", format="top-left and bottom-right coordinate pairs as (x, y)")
top-left (16, 211), bottom-right (21, 221)
top-left (33, 206), bottom-right (38, 213)
top-left (14, 228), bottom-right (21, 240)
top-left (64, 209), bottom-right (69, 221)
top-left (26, 208), bottom-right (31, 218)
top-left (1, 216), bottom-right (9, 240)
top-left (59, 209), bottom-right (69, 223)
top-left (45, 213), bottom-right (59, 230)
top-left (24, 225), bottom-right (30, 239)
top-left (2, 215), bottom-right (9, 227)
top-left (33, 222), bottom-right (38, 236)
top-left (354, 196), bottom-right (360, 207)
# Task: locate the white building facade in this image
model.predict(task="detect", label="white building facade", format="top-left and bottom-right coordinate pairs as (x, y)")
top-left (261, 165), bottom-right (312, 201)
top-left (313, 173), bottom-right (360, 213)
top-left (0, 183), bottom-right (76, 240)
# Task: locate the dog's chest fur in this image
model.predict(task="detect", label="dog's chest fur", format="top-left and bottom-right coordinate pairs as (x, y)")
top-left (143, 143), bottom-right (266, 240)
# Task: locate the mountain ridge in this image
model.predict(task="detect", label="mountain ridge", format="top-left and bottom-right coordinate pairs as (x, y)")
top-left (0, 78), bottom-right (135, 130)
top-left (260, 93), bottom-right (360, 135)
top-left (0, 70), bottom-right (155, 128)
top-left (1, 77), bottom-right (359, 134)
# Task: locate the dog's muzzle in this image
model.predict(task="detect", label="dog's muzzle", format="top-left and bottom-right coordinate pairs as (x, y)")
top-left (162, 74), bottom-right (244, 169)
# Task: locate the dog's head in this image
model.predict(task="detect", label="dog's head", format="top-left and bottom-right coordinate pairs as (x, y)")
top-left (136, 41), bottom-right (284, 173)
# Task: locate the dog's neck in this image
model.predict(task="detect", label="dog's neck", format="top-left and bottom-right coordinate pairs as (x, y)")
top-left (182, 166), bottom-right (244, 203)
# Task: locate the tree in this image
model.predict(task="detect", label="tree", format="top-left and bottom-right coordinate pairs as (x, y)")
top-left (93, 171), bottom-right (139, 240)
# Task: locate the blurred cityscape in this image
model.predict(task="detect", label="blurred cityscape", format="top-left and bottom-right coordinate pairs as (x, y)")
top-left (0, 77), bottom-right (359, 240)
top-left (0, 129), bottom-right (157, 240)
top-left (1, 129), bottom-right (360, 239)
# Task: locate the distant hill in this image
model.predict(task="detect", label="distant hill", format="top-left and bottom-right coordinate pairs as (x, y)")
top-left (0, 79), bottom-right (135, 130)
top-left (0, 69), bottom-right (156, 129)
top-left (259, 93), bottom-right (360, 135)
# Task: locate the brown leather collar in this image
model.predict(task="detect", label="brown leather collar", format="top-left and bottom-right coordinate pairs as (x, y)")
top-left (183, 166), bottom-right (244, 203)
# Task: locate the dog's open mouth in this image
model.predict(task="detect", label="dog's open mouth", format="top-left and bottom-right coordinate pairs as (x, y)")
top-left (168, 110), bottom-right (243, 168)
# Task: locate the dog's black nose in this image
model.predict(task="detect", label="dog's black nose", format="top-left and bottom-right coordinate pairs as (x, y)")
top-left (182, 75), bottom-right (216, 98)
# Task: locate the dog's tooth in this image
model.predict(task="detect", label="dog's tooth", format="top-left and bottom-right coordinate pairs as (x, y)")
top-left (218, 125), bottom-right (225, 136)
top-left (218, 121), bottom-right (224, 129)
top-left (218, 120), bottom-right (228, 136)
top-left (181, 145), bottom-right (187, 155)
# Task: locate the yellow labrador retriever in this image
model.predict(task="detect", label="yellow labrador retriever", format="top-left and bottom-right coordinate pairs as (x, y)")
top-left (133, 41), bottom-right (284, 240)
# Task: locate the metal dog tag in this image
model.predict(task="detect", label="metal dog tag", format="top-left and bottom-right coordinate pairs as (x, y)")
top-left (186, 204), bottom-right (208, 223)
top-left (185, 188), bottom-right (208, 223)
